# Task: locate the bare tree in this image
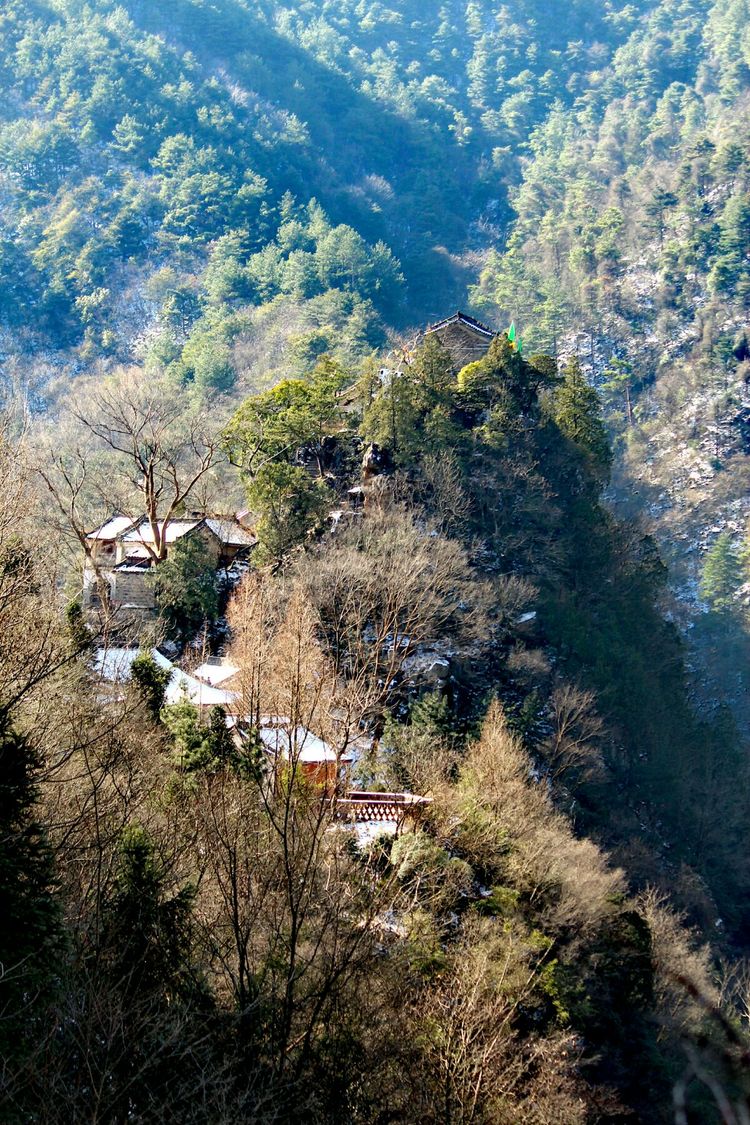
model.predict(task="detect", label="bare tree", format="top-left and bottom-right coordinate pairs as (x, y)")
top-left (413, 915), bottom-right (589, 1124)
top-left (542, 682), bottom-right (605, 786)
top-left (0, 421), bottom-right (78, 718)
top-left (199, 586), bottom-right (405, 1093)
top-left (68, 369), bottom-right (225, 561)
top-left (421, 450), bottom-right (472, 536)
top-left (293, 508), bottom-right (494, 734)
top-left (33, 423), bottom-right (119, 615)
top-left (447, 701), bottom-right (624, 936)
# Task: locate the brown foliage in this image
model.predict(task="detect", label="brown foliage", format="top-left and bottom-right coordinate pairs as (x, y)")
top-left (448, 700), bottom-right (625, 937)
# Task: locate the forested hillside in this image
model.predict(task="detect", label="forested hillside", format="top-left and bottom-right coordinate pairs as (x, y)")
top-left (6, 327), bottom-right (750, 1123)
top-left (3, 0), bottom-right (750, 1120)
top-left (473, 0), bottom-right (750, 720)
top-left (0, 0), bottom-right (653, 393)
top-left (3, 2), bottom-right (750, 660)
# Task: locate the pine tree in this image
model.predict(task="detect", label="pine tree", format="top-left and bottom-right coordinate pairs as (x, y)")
top-left (700, 532), bottom-right (743, 613)
top-left (103, 825), bottom-right (199, 1003)
top-left (65, 598), bottom-right (93, 655)
top-left (131, 652), bottom-right (171, 721)
top-left (602, 356), bottom-right (635, 427)
top-left (96, 825), bottom-right (210, 1119)
top-left (148, 537), bottom-right (220, 644)
top-left (552, 358), bottom-right (612, 482)
top-left (205, 705), bottom-right (238, 769)
top-left (410, 691), bottom-right (455, 741)
top-left (162, 698), bottom-right (212, 771)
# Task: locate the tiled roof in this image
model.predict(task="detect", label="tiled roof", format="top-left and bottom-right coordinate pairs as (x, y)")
top-left (86, 515), bottom-right (138, 540)
top-left (121, 518), bottom-right (203, 545)
top-left (257, 720), bottom-right (351, 763)
top-left (426, 311), bottom-right (496, 338)
top-left (204, 518), bottom-right (257, 547)
top-left (192, 660), bottom-right (240, 686)
top-left (113, 557), bottom-right (152, 573)
top-left (93, 646), bottom-right (238, 707)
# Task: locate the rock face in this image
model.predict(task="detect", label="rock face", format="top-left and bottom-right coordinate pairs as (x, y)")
top-left (361, 443), bottom-right (392, 480)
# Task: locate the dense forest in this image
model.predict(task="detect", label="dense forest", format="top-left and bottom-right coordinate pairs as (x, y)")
top-left (2, 0), bottom-right (750, 1121)
top-left (2, 1), bottom-right (750, 688)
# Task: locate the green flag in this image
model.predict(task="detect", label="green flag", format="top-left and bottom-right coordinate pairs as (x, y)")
top-left (507, 321), bottom-right (516, 343)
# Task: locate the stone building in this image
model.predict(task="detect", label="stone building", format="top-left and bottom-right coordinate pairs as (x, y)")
top-left (83, 512), bottom-right (256, 624)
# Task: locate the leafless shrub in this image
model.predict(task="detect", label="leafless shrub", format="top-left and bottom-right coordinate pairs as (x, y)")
top-left (421, 450), bottom-right (472, 535)
top-left (293, 508), bottom-right (494, 727)
top-left (637, 888), bottom-right (717, 1038)
top-left (410, 914), bottom-right (590, 1124)
top-left (506, 644), bottom-right (551, 688)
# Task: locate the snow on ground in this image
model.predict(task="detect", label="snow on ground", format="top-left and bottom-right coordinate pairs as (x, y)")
top-left (351, 820), bottom-right (399, 846)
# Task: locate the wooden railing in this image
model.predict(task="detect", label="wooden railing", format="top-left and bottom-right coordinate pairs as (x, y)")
top-left (334, 791), bottom-right (432, 825)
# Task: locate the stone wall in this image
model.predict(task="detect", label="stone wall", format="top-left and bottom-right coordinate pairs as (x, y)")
top-left (112, 569), bottom-right (155, 611)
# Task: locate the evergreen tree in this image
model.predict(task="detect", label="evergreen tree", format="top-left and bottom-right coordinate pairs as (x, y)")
top-left (149, 537), bottom-right (220, 645)
top-left (103, 824), bottom-right (200, 1003)
top-left (602, 356), bottom-right (636, 427)
top-left (552, 358), bottom-right (612, 482)
top-left (162, 700), bottom-right (238, 773)
top-left (65, 598), bottom-right (93, 655)
top-left (131, 652), bottom-right (172, 721)
top-left (410, 690), bottom-right (456, 742)
top-left (246, 462), bottom-right (330, 569)
top-left (0, 715), bottom-right (62, 1090)
top-left (700, 532), bottom-right (743, 613)
top-left (361, 336), bottom-right (464, 465)
top-left (95, 824), bottom-right (210, 1119)
top-left (205, 705), bottom-right (237, 768)
top-left (162, 697), bottom-right (214, 772)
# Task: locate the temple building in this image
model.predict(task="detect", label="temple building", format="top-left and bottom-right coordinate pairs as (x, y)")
top-left (422, 310), bottom-right (496, 371)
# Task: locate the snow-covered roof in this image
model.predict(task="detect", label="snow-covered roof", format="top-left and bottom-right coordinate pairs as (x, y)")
top-left (113, 556), bottom-right (152, 573)
top-left (86, 515), bottom-right (137, 541)
top-left (192, 660), bottom-right (240, 686)
top-left (93, 646), bottom-right (238, 708)
top-left (258, 722), bottom-right (351, 764)
top-left (150, 650), bottom-right (239, 707)
top-left (204, 518), bottom-right (256, 548)
top-left (121, 518), bottom-right (204, 546)
top-left (93, 646), bottom-right (143, 682)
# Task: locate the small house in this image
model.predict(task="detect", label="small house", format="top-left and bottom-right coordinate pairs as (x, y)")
top-left (83, 511), bottom-right (256, 624)
top-left (93, 646), bottom-right (240, 712)
top-left (256, 717), bottom-right (353, 793)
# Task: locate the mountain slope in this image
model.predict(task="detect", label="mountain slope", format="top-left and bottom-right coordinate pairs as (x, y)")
top-left (473, 0), bottom-right (750, 724)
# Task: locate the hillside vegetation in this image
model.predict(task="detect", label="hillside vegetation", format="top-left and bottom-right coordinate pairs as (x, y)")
top-left (4, 3), bottom-right (750, 658)
top-left (4, 333), bottom-right (750, 1122)
top-left (3, 0), bottom-right (750, 1120)
top-left (0, 0), bottom-right (651, 388)
top-left (473, 0), bottom-right (750, 718)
